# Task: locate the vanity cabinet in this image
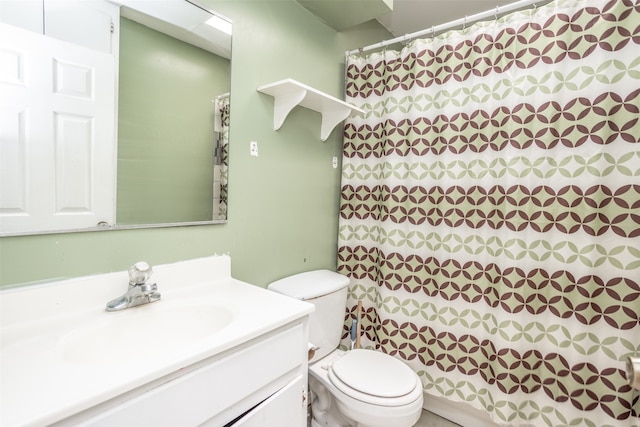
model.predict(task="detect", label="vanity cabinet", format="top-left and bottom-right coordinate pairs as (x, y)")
top-left (0, 256), bottom-right (313, 427)
top-left (52, 323), bottom-right (308, 427)
top-left (228, 375), bottom-right (305, 426)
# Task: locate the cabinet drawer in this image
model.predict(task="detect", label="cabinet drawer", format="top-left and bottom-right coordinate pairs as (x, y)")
top-left (70, 324), bottom-right (304, 426)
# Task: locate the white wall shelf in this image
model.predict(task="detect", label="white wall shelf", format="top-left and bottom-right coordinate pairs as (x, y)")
top-left (257, 78), bottom-right (364, 141)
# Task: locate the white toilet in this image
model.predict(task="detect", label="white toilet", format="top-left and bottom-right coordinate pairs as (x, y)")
top-left (268, 270), bottom-right (423, 427)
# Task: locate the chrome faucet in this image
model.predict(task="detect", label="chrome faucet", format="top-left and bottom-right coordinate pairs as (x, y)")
top-left (105, 261), bottom-right (161, 311)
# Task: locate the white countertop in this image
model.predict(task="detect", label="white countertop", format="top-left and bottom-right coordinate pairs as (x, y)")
top-left (0, 255), bottom-right (313, 427)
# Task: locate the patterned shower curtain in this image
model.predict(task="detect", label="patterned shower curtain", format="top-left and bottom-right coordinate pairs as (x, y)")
top-left (338, 1), bottom-right (640, 426)
top-left (214, 93), bottom-right (230, 219)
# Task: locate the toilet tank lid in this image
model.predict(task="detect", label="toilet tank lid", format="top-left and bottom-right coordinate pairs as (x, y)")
top-left (268, 270), bottom-right (350, 300)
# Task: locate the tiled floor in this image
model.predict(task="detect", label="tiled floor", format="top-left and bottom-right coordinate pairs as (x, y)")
top-left (307, 408), bottom-right (460, 427)
top-left (415, 410), bottom-right (461, 427)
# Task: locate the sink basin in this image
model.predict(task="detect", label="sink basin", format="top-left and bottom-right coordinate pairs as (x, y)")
top-left (60, 304), bottom-right (233, 364)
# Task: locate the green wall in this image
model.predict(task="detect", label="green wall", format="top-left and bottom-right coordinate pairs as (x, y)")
top-left (0, 0), bottom-right (390, 289)
top-left (117, 18), bottom-right (230, 224)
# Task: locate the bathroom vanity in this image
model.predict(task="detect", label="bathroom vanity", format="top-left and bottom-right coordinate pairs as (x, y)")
top-left (0, 255), bottom-right (313, 426)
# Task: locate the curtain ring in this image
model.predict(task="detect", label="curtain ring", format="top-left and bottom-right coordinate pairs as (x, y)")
top-left (495, 5), bottom-right (499, 21)
top-left (463, 15), bottom-right (467, 31)
top-left (431, 25), bottom-right (435, 40)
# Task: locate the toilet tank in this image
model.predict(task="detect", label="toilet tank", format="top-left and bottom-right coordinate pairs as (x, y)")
top-left (268, 270), bottom-right (350, 363)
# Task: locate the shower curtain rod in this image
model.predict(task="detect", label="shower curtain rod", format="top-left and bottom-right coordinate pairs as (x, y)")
top-left (345, 0), bottom-right (552, 56)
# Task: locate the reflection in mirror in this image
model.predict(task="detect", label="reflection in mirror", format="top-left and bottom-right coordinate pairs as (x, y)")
top-left (116, 14), bottom-right (230, 225)
top-left (213, 93), bottom-right (230, 220)
top-left (0, 0), bottom-right (231, 236)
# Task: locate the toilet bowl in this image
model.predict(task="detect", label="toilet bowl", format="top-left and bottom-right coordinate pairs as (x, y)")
top-left (308, 349), bottom-right (423, 427)
top-left (267, 270), bottom-right (423, 427)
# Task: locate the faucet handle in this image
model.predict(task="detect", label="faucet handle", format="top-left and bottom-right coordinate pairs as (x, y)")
top-left (128, 261), bottom-right (153, 284)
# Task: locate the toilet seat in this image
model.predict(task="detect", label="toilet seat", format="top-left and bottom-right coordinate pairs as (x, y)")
top-left (327, 349), bottom-right (421, 407)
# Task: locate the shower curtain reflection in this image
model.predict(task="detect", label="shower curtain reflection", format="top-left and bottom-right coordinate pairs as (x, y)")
top-left (338, 0), bottom-right (640, 425)
top-left (213, 93), bottom-right (230, 220)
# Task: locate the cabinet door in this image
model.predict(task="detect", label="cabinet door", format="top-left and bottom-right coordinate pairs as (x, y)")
top-left (0, 23), bottom-right (116, 234)
top-left (230, 375), bottom-right (306, 427)
top-left (0, 0), bottom-right (118, 54)
top-left (0, 0), bottom-right (43, 33)
top-left (44, 0), bottom-right (118, 54)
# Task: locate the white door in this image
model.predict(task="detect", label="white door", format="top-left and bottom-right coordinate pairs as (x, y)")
top-left (0, 22), bottom-right (116, 234)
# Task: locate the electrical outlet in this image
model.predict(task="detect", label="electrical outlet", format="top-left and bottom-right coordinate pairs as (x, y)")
top-left (250, 141), bottom-right (258, 157)
top-left (332, 156), bottom-right (338, 169)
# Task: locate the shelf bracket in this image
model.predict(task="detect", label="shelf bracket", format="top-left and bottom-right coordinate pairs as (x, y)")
top-left (272, 85), bottom-right (307, 131)
top-left (320, 106), bottom-right (352, 141)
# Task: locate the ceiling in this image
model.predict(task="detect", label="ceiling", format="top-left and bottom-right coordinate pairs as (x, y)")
top-left (296, 0), bottom-right (542, 42)
top-left (377, 0), bottom-right (532, 38)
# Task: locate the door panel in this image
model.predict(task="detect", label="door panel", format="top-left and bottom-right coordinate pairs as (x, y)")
top-left (0, 23), bottom-right (115, 234)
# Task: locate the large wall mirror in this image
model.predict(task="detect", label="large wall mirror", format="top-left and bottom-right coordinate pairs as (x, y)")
top-left (0, 0), bottom-right (231, 236)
